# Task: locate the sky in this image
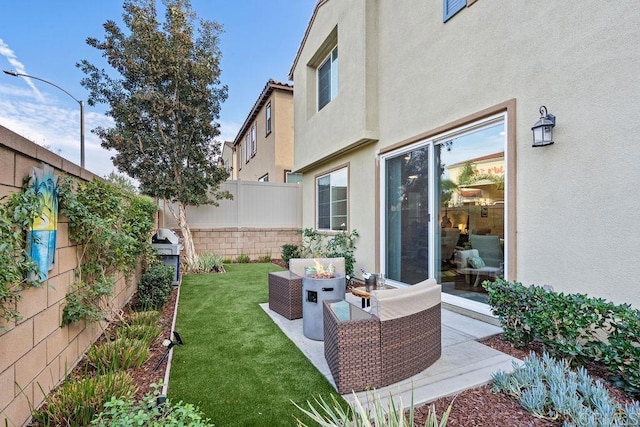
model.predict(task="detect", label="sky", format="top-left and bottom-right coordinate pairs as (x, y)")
top-left (0, 0), bottom-right (316, 178)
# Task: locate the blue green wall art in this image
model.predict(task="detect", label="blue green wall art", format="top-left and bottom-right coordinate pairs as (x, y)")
top-left (26, 164), bottom-right (59, 282)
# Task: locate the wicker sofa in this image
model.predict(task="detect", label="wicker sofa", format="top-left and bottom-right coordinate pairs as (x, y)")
top-left (323, 278), bottom-right (441, 394)
top-left (268, 257), bottom-right (345, 320)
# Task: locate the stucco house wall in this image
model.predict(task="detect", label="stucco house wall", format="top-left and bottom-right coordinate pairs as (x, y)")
top-left (235, 80), bottom-right (294, 183)
top-left (290, 1), bottom-right (640, 308)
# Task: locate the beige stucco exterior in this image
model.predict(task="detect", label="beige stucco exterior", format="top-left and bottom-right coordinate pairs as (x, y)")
top-left (291, 1), bottom-right (640, 308)
top-left (234, 80), bottom-right (294, 183)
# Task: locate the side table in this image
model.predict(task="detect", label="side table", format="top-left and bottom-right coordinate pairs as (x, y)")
top-left (268, 270), bottom-right (303, 320)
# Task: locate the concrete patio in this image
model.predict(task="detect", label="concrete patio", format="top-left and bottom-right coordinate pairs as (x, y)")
top-left (260, 292), bottom-right (522, 410)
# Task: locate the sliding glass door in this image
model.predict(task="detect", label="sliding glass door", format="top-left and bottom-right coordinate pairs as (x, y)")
top-left (382, 115), bottom-right (506, 302)
top-left (384, 146), bottom-right (430, 283)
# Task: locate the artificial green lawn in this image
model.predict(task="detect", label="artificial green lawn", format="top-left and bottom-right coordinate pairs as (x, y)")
top-left (168, 263), bottom-right (346, 426)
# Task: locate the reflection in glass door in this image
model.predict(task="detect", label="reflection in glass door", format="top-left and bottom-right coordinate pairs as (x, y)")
top-left (384, 146), bottom-right (429, 284)
top-left (382, 116), bottom-right (506, 303)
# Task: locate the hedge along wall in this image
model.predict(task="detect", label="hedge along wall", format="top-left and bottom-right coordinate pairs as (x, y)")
top-left (0, 126), bottom-right (141, 426)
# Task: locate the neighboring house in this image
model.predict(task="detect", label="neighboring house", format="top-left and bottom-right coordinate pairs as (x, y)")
top-left (233, 79), bottom-right (296, 183)
top-left (220, 140), bottom-right (236, 180)
top-left (289, 0), bottom-right (640, 317)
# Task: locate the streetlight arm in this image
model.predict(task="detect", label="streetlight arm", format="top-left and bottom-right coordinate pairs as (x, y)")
top-left (3, 70), bottom-right (82, 104)
top-left (3, 69), bottom-right (85, 168)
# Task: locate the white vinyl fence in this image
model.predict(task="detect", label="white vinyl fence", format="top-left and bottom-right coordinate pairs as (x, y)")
top-left (158, 180), bottom-right (302, 229)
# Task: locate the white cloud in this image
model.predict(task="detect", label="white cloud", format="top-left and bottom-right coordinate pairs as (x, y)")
top-left (0, 38), bottom-right (44, 101)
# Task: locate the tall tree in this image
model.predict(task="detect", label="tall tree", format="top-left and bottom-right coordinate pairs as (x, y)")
top-left (78, 0), bottom-right (230, 267)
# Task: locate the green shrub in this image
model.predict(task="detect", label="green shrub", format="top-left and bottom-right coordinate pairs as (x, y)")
top-left (33, 372), bottom-right (136, 427)
top-left (258, 252), bottom-right (272, 263)
top-left (59, 178), bottom-right (157, 325)
top-left (193, 252), bottom-right (225, 273)
top-left (235, 253), bottom-right (251, 263)
top-left (115, 323), bottom-right (162, 347)
top-left (91, 383), bottom-right (214, 426)
top-left (297, 228), bottom-right (360, 275)
top-left (61, 277), bottom-right (114, 326)
top-left (128, 310), bottom-right (161, 326)
top-left (281, 244), bottom-right (300, 267)
top-left (492, 352), bottom-right (640, 426)
top-left (0, 187), bottom-right (42, 326)
top-left (485, 279), bottom-right (640, 396)
top-left (87, 337), bottom-right (149, 373)
top-left (134, 264), bottom-right (175, 310)
top-left (293, 389), bottom-right (451, 426)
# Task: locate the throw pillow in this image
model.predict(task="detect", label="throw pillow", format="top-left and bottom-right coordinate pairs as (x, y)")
top-left (468, 255), bottom-right (485, 269)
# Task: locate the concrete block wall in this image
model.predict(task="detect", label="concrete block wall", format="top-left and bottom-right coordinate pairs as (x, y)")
top-left (0, 125), bottom-right (140, 426)
top-left (191, 227), bottom-right (302, 260)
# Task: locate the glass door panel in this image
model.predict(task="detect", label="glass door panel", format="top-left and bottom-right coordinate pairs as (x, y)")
top-left (436, 122), bottom-right (505, 303)
top-left (384, 146), bottom-right (429, 284)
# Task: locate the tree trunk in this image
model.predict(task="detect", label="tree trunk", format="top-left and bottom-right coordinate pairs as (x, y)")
top-left (166, 200), bottom-right (198, 268)
top-left (177, 202), bottom-right (197, 267)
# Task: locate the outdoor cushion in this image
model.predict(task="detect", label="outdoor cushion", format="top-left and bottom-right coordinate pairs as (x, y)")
top-left (467, 255), bottom-right (486, 269)
top-left (370, 278), bottom-right (440, 321)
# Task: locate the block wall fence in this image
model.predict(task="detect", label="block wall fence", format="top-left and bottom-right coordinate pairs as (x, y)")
top-left (190, 227), bottom-right (302, 261)
top-left (0, 125), bottom-right (141, 426)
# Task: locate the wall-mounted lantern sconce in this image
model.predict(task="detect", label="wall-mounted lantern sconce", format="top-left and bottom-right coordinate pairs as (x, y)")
top-left (531, 105), bottom-right (556, 147)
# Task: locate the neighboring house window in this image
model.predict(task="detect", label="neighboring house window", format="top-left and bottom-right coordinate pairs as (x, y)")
top-left (259, 173), bottom-right (269, 182)
top-left (245, 134), bottom-right (250, 163)
top-left (316, 167), bottom-right (348, 231)
top-left (318, 46), bottom-right (338, 111)
top-left (250, 125), bottom-right (257, 156)
top-left (265, 102), bottom-right (272, 135)
top-left (238, 144), bottom-right (242, 170)
top-left (443, 0), bottom-right (465, 22)
top-left (285, 170), bottom-right (303, 183)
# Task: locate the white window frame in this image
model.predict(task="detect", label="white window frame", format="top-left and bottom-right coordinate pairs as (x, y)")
top-left (244, 134), bottom-right (250, 163)
top-left (250, 125), bottom-right (257, 156)
top-left (265, 102), bottom-right (272, 135)
top-left (316, 166), bottom-right (348, 231)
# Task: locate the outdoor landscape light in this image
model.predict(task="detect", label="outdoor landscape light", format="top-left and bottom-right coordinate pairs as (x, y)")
top-left (154, 331), bottom-right (184, 371)
top-left (531, 105), bottom-right (556, 147)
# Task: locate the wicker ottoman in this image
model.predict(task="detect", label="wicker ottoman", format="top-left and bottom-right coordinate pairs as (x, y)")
top-left (268, 271), bottom-right (303, 320)
top-left (323, 299), bottom-right (382, 394)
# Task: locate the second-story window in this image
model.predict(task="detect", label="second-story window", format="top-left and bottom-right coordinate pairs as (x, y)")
top-left (245, 134), bottom-right (251, 163)
top-left (250, 125), bottom-right (257, 156)
top-left (318, 46), bottom-right (338, 111)
top-left (265, 102), bottom-right (272, 135)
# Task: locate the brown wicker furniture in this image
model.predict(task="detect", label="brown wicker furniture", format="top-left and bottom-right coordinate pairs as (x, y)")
top-left (268, 258), bottom-right (346, 320)
top-left (323, 278), bottom-right (441, 394)
top-left (268, 271), bottom-right (303, 320)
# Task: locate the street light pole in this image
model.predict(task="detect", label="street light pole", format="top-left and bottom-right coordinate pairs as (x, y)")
top-left (3, 70), bottom-right (85, 169)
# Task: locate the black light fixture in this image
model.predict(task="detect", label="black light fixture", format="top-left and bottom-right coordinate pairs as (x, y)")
top-left (154, 331), bottom-right (184, 371)
top-left (531, 105), bottom-right (556, 147)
